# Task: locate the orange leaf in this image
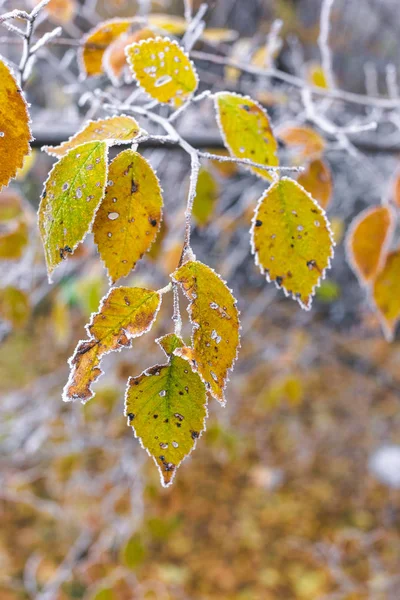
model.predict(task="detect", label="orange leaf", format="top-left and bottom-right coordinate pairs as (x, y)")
top-left (373, 249), bottom-right (400, 341)
top-left (0, 60), bottom-right (31, 190)
top-left (297, 159), bottom-right (333, 210)
top-left (278, 124), bottom-right (325, 160)
top-left (346, 205), bottom-right (395, 286)
top-left (126, 37), bottom-right (198, 107)
top-left (104, 28), bottom-right (156, 84)
top-left (80, 18), bottom-right (134, 77)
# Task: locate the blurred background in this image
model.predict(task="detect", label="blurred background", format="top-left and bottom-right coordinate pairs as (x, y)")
top-left (1, 0), bottom-right (400, 598)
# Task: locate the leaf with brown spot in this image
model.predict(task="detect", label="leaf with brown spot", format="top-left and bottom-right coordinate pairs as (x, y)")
top-left (93, 149), bottom-right (163, 283)
top-left (44, 116), bottom-right (140, 158)
top-left (214, 92), bottom-right (279, 182)
top-left (372, 249), bottom-right (400, 341)
top-left (346, 205), bottom-right (395, 286)
top-left (0, 59), bottom-right (31, 190)
top-left (251, 177), bottom-right (335, 310)
top-left (64, 286), bottom-right (162, 403)
top-left (297, 159), bottom-right (333, 210)
top-left (125, 333), bottom-right (207, 487)
top-left (172, 261), bottom-right (240, 404)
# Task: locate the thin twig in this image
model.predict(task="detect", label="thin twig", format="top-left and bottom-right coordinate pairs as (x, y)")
top-left (318, 0), bottom-right (336, 90)
top-left (1, 32), bottom-right (398, 109)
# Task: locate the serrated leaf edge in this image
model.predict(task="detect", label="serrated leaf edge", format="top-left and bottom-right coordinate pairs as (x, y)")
top-left (125, 36), bottom-right (199, 107)
top-left (39, 141), bottom-right (109, 282)
top-left (250, 176), bottom-right (335, 311)
top-left (124, 334), bottom-right (209, 487)
top-left (171, 260), bottom-right (241, 406)
top-left (43, 114), bottom-right (141, 157)
top-left (63, 286), bottom-right (162, 404)
top-left (94, 149), bottom-right (164, 286)
top-left (213, 90), bottom-right (279, 183)
top-left (345, 203), bottom-right (396, 290)
top-left (78, 17), bottom-right (143, 78)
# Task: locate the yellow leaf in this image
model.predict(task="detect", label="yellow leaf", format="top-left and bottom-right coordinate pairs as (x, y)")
top-left (192, 167), bottom-right (219, 227)
top-left (125, 333), bottom-right (207, 486)
top-left (330, 216), bottom-right (345, 244)
top-left (0, 60), bottom-right (31, 190)
top-left (147, 14), bottom-right (187, 36)
top-left (297, 159), bottom-right (333, 210)
top-left (64, 286), bottom-right (161, 403)
top-left (306, 62), bottom-right (328, 89)
top-left (15, 151), bottom-right (36, 181)
top-left (214, 92), bottom-right (279, 182)
top-left (0, 286), bottom-right (30, 328)
top-left (80, 18), bottom-right (134, 77)
top-left (38, 141), bottom-right (108, 279)
top-left (147, 218), bottom-right (168, 261)
top-left (93, 149), bottom-right (163, 283)
top-left (278, 124), bottom-right (325, 160)
top-left (44, 115), bottom-right (140, 158)
top-left (126, 37), bottom-right (198, 107)
top-left (202, 28), bottom-right (238, 44)
top-left (251, 44), bottom-right (280, 69)
top-left (373, 249), bottom-right (400, 341)
top-left (104, 28), bottom-right (156, 85)
top-left (251, 177), bottom-right (334, 310)
top-left (172, 261), bottom-right (240, 404)
top-left (0, 189), bottom-right (23, 222)
top-left (51, 290), bottom-right (71, 347)
top-left (346, 205), bottom-right (395, 286)
top-left (0, 220), bottom-right (28, 260)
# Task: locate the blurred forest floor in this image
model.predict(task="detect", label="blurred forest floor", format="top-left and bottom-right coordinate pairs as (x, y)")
top-left (1, 297), bottom-right (400, 599)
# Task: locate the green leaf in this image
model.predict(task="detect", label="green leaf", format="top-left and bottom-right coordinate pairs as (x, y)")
top-left (38, 141), bottom-right (108, 279)
top-left (192, 167), bottom-right (219, 227)
top-left (64, 286), bottom-right (162, 403)
top-left (125, 333), bottom-right (208, 487)
top-left (93, 149), bottom-right (163, 283)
